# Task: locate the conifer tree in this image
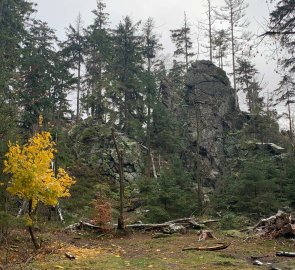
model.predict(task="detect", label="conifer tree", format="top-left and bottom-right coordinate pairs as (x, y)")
top-left (142, 18), bottom-right (162, 175)
top-left (63, 14), bottom-right (85, 121)
top-left (83, 0), bottom-right (112, 119)
top-left (264, 0), bottom-right (295, 72)
top-left (19, 20), bottom-right (71, 131)
top-left (212, 29), bottom-right (230, 69)
top-left (170, 12), bottom-right (195, 71)
top-left (111, 16), bottom-right (144, 137)
top-left (274, 74), bottom-right (295, 147)
top-left (236, 58), bottom-right (262, 112)
top-left (0, 0), bottom-right (33, 102)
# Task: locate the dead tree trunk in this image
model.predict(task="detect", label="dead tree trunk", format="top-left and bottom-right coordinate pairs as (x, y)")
top-left (111, 128), bottom-right (125, 230)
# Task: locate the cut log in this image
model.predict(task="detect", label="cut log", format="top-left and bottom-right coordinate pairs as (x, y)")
top-left (182, 242), bottom-right (230, 251)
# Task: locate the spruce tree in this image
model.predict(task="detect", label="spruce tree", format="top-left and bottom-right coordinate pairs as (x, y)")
top-left (236, 58), bottom-right (262, 113)
top-left (111, 16), bottom-right (144, 137)
top-left (62, 14), bottom-right (85, 121)
top-left (264, 0), bottom-right (295, 72)
top-left (18, 20), bottom-right (67, 131)
top-left (83, 0), bottom-right (112, 119)
top-left (274, 74), bottom-right (295, 148)
top-left (170, 12), bottom-right (195, 71)
top-left (142, 17), bottom-right (162, 175)
top-left (212, 29), bottom-right (230, 69)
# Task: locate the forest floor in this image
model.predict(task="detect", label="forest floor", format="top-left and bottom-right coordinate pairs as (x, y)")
top-left (1, 228), bottom-right (295, 270)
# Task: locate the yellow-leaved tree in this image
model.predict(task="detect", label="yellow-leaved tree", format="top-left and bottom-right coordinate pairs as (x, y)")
top-left (3, 131), bottom-right (75, 249)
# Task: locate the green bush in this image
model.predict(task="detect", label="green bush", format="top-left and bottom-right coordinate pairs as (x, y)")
top-left (219, 213), bottom-right (245, 230)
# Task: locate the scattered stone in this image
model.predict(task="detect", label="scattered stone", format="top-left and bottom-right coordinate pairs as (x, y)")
top-left (65, 253), bottom-right (75, 260)
top-left (253, 260), bottom-right (264, 266)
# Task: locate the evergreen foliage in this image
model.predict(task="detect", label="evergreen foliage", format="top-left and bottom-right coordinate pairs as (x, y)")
top-left (266, 0), bottom-right (295, 72)
top-left (170, 13), bottom-right (195, 71)
top-left (83, 0), bottom-right (112, 119)
top-left (139, 157), bottom-right (197, 223)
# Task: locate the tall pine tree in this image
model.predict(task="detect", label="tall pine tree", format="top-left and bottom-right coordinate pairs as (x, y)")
top-left (83, 0), bottom-right (112, 119)
top-left (170, 12), bottom-right (195, 72)
top-left (111, 16), bottom-right (144, 137)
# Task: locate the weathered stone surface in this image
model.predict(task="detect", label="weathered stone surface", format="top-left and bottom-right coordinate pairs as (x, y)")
top-left (183, 60), bottom-right (236, 186)
top-left (68, 118), bottom-right (144, 182)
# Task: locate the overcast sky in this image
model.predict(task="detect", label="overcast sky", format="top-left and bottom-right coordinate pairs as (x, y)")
top-left (31, 0), bottom-right (285, 122)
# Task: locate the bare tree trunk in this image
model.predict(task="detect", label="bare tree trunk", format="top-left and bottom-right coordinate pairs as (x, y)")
top-left (208, 0), bottom-right (213, 62)
top-left (146, 57), bottom-right (152, 177)
top-left (76, 52), bottom-right (81, 122)
top-left (111, 128), bottom-right (125, 230)
top-left (287, 94), bottom-right (295, 153)
top-left (184, 12), bottom-right (189, 71)
top-left (150, 152), bottom-right (158, 179)
top-left (230, 6), bottom-right (237, 109)
top-left (195, 97), bottom-right (203, 212)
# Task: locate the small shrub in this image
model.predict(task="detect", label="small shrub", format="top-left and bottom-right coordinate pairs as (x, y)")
top-left (219, 213), bottom-right (248, 230)
top-left (144, 206), bottom-right (170, 223)
top-left (92, 197), bottom-right (112, 231)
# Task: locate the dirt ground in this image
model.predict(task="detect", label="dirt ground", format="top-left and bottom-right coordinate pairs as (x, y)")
top-left (1, 229), bottom-right (295, 270)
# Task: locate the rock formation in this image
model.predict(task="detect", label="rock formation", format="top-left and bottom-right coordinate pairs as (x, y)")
top-left (68, 119), bottom-right (144, 182)
top-left (183, 60), bottom-right (236, 187)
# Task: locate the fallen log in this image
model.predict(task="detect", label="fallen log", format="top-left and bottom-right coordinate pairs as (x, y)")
top-left (276, 251), bottom-right (295, 257)
top-left (182, 242), bottom-right (230, 251)
top-left (65, 221), bottom-right (102, 231)
top-left (126, 223), bottom-right (171, 230)
top-left (126, 217), bottom-right (209, 231)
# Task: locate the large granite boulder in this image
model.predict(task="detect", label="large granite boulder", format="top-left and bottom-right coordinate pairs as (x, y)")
top-left (183, 60), bottom-right (236, 187)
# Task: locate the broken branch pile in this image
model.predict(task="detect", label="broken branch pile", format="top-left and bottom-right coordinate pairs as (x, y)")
top-left (253, 210), bottom-right (295, 238)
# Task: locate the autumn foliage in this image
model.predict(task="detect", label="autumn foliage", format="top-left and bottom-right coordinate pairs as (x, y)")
top-left (92, 197), bottom-right (112, 230)
top-left (3, 131), bottom-right (75, 209)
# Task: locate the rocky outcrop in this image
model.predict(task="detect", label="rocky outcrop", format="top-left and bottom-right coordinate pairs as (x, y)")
top-left (68, 119), bottom-right (144, 182)
top-left (183, 60), bottom-right (236, 187)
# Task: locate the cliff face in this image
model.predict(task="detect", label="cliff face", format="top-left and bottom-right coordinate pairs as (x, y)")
top-left (183, 60), bottom-right (236, 187)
